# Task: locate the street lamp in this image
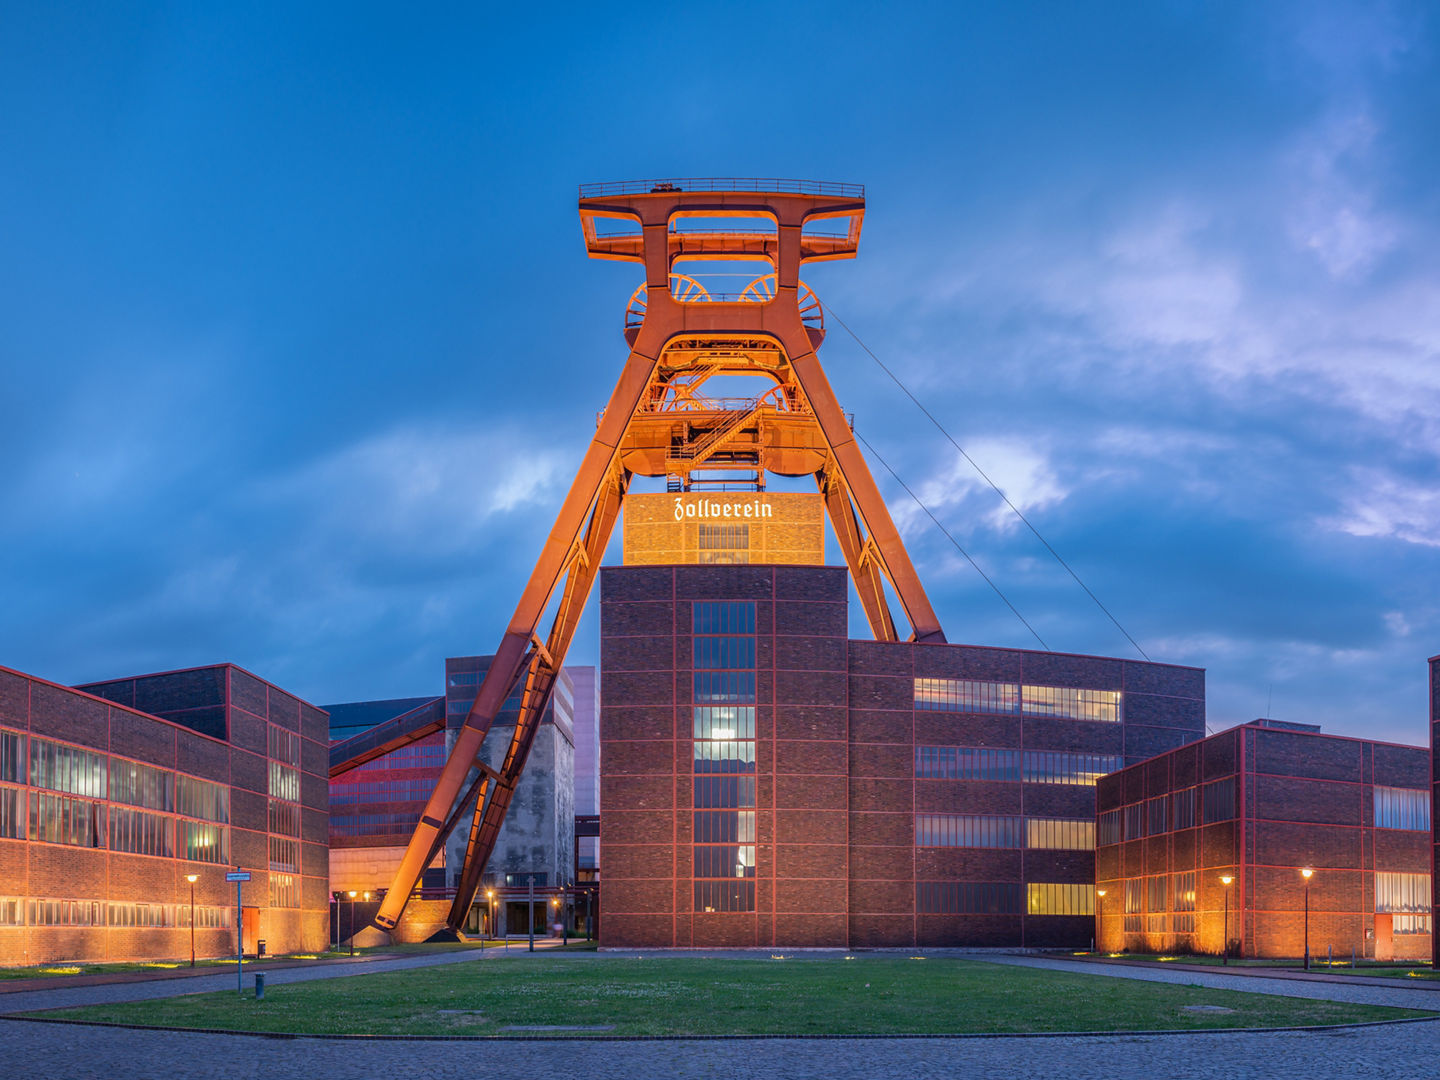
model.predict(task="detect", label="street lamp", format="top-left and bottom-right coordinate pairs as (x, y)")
top-left (347, 890), bottom-right (358, 957)
top-left (551, 895), bottom-right (563, 946)
top-left (1220, 875), bottom-right (1234, 965)
top-left (1301, 868), bottom-right (1314, 971)
top-left (186, 874), bottom-right (199, 967)
top-left (486, 888), bottom-right (495, 945)
top-left (1094, 889), bottom-right (1106, 954)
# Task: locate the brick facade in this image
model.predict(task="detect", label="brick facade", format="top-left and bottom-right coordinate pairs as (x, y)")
top-left (1097, 721), bottom-right (1431, 961)
top-left (599, 563), bottom-right (1206, 949)
top-left (0, 663), bottom-right (330, 966)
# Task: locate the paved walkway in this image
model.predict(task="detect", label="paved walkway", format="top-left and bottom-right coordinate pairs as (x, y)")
top-left (4, 1020), bottom-right (1439, 1080)
top-left (981, 955), bottom-right (1440, 1009)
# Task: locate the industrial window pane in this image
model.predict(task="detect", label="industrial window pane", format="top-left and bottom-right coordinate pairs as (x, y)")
top-left (1201, 778), bottom-right (1235, 824)
top-left (915, 814), bottom-right (1023, 848)
top-left (268, 798), bottom-right (302, 836)
top-left (28, 792), bottom-right (106, 848)
top-left (109, 807), bottom-right (174, 857)
top-left (29, 738), bottom-right (107, 798)
top-left (1146, 795), bottom-right (1170, 837)
top-left (1123, 803), bottom-right (1143, 840)
top-left (1097, 809), bottom-right (1121, 847)
top-left (1172, 788), bottom-right (1196, 830)
top-left (693, 601), bottom-right (756, 635)
top-left (694, 880), bottom-right (755, 913)
top-left (1376, 871), bottom-right (1431, 913)
top-left (1374, 787), bottom-right (1429, 831)
top-left (268, 763), bottom-right (299, 802)
top-left (0, 787), bottom-right (21, 840)
top-left (1021, 686), bottom-right (1122, 723)
top-left (0, 729), bottom-right (24, 784)
top-left (698, 524), bottom-right (750, 550)
top-left (694, 810), bottom-right (755, 844)
top-left (693, 671), bottom-right (757, 704)
top-left (109, 759), bottom-right (174, 812)
top-left (269, 836), bottom-right (300, 874)
top-left (1173, 871), bottom-right (1196, 912)
top-left (913, 679), bottom-right (1018, 714)
top-left (270, 873), bottom-right (300, 909)
top-left (693, 706), bottom-right (756, 741)
top-left (693, 740), bottom-right (757, 773)
top-left (1025, 818), bottom-right (1095, 850)
top-left (693, 636), bottom-right (757, 670)
top-left (916, 882), bottom-right (1022, 914)
top-left (178, 820), bottom-right (229, 863)
top-left (268, 726), bottom-right (301, 767)
top-left (915, 746), bottom-right (1021, 781)
top-left (1022, 751), bottom-right (1122, 785)
top-left (694, 776), bottom-right (756, 809)
top-left (1027, 883), bottom-right (1094, 916)
top-left (176, 775), bottom-right (229, 823)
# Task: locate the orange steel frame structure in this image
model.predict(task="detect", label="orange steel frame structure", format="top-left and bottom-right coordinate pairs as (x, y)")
top-left (369, 178), bottom-right (947, 934)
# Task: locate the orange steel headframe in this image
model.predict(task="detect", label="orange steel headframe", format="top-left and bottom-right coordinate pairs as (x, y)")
top-left (372, 178), bottom-right (945, 934)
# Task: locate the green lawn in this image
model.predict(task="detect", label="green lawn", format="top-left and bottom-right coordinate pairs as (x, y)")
top-left (35, 954), bottom-right (1433, 1036)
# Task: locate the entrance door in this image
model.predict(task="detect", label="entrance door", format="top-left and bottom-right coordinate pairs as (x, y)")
top-left (242, 907), bottom-right (260, 956)
top-left (1374, 913), bottom-right (1393, 961)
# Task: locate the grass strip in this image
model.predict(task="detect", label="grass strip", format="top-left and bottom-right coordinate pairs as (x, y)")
top-left (33, 955), bottom-right (1434, 1037)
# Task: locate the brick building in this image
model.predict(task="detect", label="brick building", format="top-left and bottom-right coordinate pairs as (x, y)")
top-left (0, 663), bottom-right (331, 966)
top-left (1096, 719), bottom-right (1432, 961)
top-left (599, 563), bottom-right (1205, 949)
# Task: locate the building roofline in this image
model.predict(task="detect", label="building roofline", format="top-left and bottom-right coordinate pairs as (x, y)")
top-left (0, 662), bottom-right (236, 749)
top-left (75, 660), bottom-right (328, 713)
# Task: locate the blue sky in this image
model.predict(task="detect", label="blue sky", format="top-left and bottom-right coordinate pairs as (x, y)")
top-left (3, 2), bottom-right (1438, 744)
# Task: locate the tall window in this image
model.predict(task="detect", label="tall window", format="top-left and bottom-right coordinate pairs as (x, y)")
top-left (1201, 777), bottom-right (1236, 823)
top-left (698, 523), bottom-right (750, 564)
top-left (176, 776), bottom-right (229, 823)
top-left (29, 792), bottom-right (106, 847)
top-left (1374, 787), bottom-right (1429, 831)
top-left (693, 601), bottom-right (757, 913)
top-left (1172, 787), bottom-right (1196, 830)
top-left (1097, 809), bottom-right (1121, 847)
top-left (29, 738), bottom-right (106, 798)
top-left (1172, 871), bottom-right (1196, 934)
top-left (110, 759), bottom-right (173, 812)
top-left (110, 807), bottom-right (173, 858)
top-left (1123, 879), bottom-right (1142, 933)
top-left (0, 728), bottom-right (24, 783)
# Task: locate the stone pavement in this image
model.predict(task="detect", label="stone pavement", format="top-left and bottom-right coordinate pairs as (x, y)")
top-left (4, 1019), bottom-right (1439, 1080)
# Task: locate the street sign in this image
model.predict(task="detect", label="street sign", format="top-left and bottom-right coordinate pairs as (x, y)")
top-left (225, 871), bottom-right (251, 882)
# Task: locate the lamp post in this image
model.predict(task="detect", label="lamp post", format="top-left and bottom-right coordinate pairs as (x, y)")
top-left (1301, 868), bottom-right (1314, 971)
top-left (486, 888), bottom-right (495, 945)
top-left (186, 874), bottom-right (199, 967)
top-left (1220, 875), bottom-right (1234, 965)
top-left (347, 890), bottom-right (357, 957)
top-left (1094, 889), bottom-right (1106, 953)
top-left (551, 895), bottom-right (563, 946)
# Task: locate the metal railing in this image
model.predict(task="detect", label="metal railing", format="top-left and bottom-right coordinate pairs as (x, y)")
top-left (592, 226), bottom-right (851, 240)
top-left (580, 177), bottom-right (864, 199)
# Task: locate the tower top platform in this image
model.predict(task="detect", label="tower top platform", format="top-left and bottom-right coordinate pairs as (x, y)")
top-left (579, 178), bottom-right (866, 265)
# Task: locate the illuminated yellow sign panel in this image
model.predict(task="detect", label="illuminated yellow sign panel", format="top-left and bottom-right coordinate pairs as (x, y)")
top-left (623, 492), bottom-right (825, 566)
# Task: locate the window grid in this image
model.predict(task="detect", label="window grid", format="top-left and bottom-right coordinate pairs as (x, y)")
top-left (915, 746), bottom-right (1020, 782)
top-left (917, 882), bottom-right (1023, 914)
top-left (109, 806), bottom-right (174, 858)
top-left (29, 738), bottom-right (107, 798)
top-left (109, 760), bottom-right (174, 812)
top-left (1023, 751), bottom-right (1122, 786)
top-left (693, 601), bottom-right (757, 914)
top-left (1097, 809), bottom-right (1121, 847)
top-left (1375, 871), bottom-right (1431, 913)
top-left (1027, 883), bottom-right (1094, 916)
top-left (1201, 778), bottom-right (1236, 824)
top-left (29, 792), bottom-right (106, 847)
top-left (913, 679), bottom-right (1122, 723)
top-left (1374, 787), bottom-right (1429, 831)
top-left (0, 728), bottom-right (25, 784)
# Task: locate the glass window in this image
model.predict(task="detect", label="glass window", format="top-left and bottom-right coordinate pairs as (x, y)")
top-left (0, 786), bottom-right (22, 840)
top-left (28, 899), bottom-right (102, 926)
top-left (270, 873), bottom-right (300, 909)
top-left (176, 775), bottom-right (229, 823)
top-left (1376, 871), bottom-right (1431, 913)
top-left (1021, 686), bottom-right (1122, 723)
top-left (269, 835), bottom-right (300, 874)
top-left (0, 729), bottom-right (24, 784)
top-left (693, 706), bottom-right (756, 741)
top-left (693, 601), bottom-right (756, 635)
top-left (1097, 809), bottom-right (1121, 847)
top-left (268, 725), bottom-right (302, 767)
top-left (1146, 795), bottom-right (1170, 837)
top-left (1022, 751), bottom-right (1122, 786)
top-left (178, 819), bottom-right (228, 863)
top-left (1172, 787), bottom-right (1196, 830)
top-left (29, 738), bottom-right (107, 798)
top-left (268, 762), bottom-right (299, 802)
top-left (913, 678), bottom-right (1018, 714)
top-left (1202, 778), bottom-right (1236, 824)
top-left (1374, 787), bottom-right (1430, 831)
top-left (698, 524), bottom-right (750, 550)
top-left (0, 898), bottom-right (21, 926)
top-left (110, 807), bottom-right (174, 857)
top-left (110, 759), bottom-right (174, 812)
top-left (916, 882), bottom-right (1022, 914)
top-left (694, 880), bottom-right (755, 913)
top-left (108, 902), bottom-right (177, 928)
top-left (1123, 803), bottom-right (1143, 840)
top-left (695, 810), bottom-right (755, 844)
top-left (28, 792), bottom-right (106, 847)
top-left (915, 814), bottom-right (1023, 848)
top-left (693, 637), bottom-right (757, 670)
top-left (1122, 878), bottom-right (1143, 933)
top-left (268, 798), bottom-right (302, 836)
top-left (1027, 883), bottom-right (1094, 916)
top-left (915, 746), bottom-right (1020, 781)
top-left (693, 671), bottom-right (757, 704)
top-left (1025, 818), bottom-right (1095, 850)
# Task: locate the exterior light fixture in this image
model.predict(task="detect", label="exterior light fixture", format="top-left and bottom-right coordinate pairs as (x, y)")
top-left (1301, 868), bottom-right (1314, 971)
top-left (1220, 875), bottom-right (1234, 966)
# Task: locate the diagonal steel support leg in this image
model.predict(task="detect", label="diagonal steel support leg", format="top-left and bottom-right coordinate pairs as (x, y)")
top-left (444, 467), bottom-right (630, 930)
top-left (817, 463), bottom-right (897, 641)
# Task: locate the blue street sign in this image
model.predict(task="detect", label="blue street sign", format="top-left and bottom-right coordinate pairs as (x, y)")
top-left (225, 871), bottom-right (251, 882)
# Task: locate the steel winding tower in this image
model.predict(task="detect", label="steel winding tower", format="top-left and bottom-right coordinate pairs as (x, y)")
top-left (369, 178), bottom-right (947, 934)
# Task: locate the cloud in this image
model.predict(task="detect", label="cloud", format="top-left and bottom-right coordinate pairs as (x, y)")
top-left (1283, 111), bottom-right (1398, 279)
top-left (1322, 468), bottom-right (1440, 547)
top-left (890, 437), bottom-right (1070, 540)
